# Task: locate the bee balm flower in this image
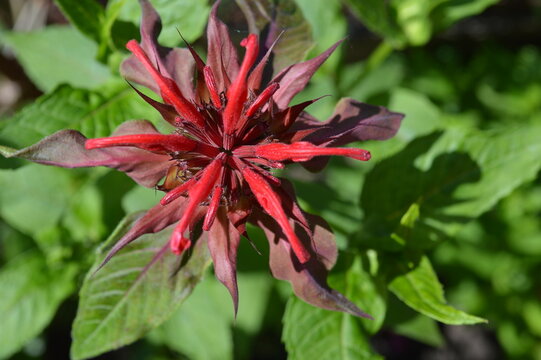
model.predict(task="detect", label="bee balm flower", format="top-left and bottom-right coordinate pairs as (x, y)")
top-left (3, 0), bottom-right (403, 317)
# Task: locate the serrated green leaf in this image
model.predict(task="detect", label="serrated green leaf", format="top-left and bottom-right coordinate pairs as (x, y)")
top-left (236, 0), bottom-right (314, 73)
top-left (53, 0), bottom-right (105, 43)
top-left (389, 256), bottom-right (486, 325)
top-left (0, 251), bottom-right (77, 359)
top-left (0, 82), bottom-right (160, 148)
top-left (1, 26), bottom-right (110, 91)
top-left (283, 296), bottom-right (382, 360)
top-left (70, 213), bottom-right (212, 360)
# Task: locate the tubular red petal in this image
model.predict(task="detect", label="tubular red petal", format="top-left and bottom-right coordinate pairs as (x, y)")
top-left (160, 177), bottom-right (197, 205)
top-left (204, 66), bottom-right (222, 109)
top-left (242, 167), bottom-right (310, 264)
top-left (203, 185), bottom-right (223, 231)
top-left (86, 134), bottom-right (219, 157)
top-left (85, 134), bottom-right (197, 153)
top-left (245, 83), bottom-right (280, 118)
top-left (170, 230), bottom-right (191, 255)
top-left (126, 40), bottom-right (205, 128)
top-left (255, 142), bottom-right (371, 162)
top-left (168, 158), bottom-right (223, 254)
top-left (222, 34), bottom-right (259, 137)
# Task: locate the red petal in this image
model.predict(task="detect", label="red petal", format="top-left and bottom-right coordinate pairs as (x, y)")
top-left (245, 83), bottom-right (280, 118)
top-left (253, 142), bottom-right (371, 162)
top-left (203, 184), bottom-right (223, 231)
top-left (242, 167), bottom-right (310, 263)
top-left (169, 158), bottom-right (224, 253)
top-left (222, 34), bottom-right (259, 136)
top-left (126, 40), bottom-right (205, 128)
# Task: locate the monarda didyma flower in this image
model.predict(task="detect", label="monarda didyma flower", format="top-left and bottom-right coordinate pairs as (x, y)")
top-left (3, 0), bottom-right (403, 317)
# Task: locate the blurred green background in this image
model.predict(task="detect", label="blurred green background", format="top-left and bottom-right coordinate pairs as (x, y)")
top-left (1, 0), bottom-right (541, 359)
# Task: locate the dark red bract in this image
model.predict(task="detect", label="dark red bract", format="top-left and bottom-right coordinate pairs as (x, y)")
top-left (4, 0), bottom-right (403, 317)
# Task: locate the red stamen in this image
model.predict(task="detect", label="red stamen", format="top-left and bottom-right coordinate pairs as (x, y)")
top-left (126, 40), bottom-right (205, 128)
top-left (253, 142), bottom-right (372, 162)
top-left (222, 34), bottom-right (259, 137)
top-left (242, 167), bottom-right (310, 264)
top-left (245, 83), bottom-right (280, 118)
top-left (170, 158), bottom-right (223, 254)
top-left (203, 185), bottom-right (223, 230)
top-left (203, 66), bottom-right (222, 109)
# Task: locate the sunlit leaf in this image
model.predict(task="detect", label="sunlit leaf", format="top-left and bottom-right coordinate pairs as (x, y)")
top-left (1, 26), bottom-right (110, 91)
top-left (117, 0), bottom-right (210, 46)
top-left (389, 256), bottom-right (486, 324)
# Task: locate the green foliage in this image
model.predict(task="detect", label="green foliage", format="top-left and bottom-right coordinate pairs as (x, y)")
top-left (3, 0), bottom-right (541, 359)
top-left (283, 296), bottom-right (380, 360)
top-left (116, 0), bottom-right (209, 46)
top-left (236, 0), bottom-right (314, 73)
top-left (345, 0), bottom-right (498, 47)
top-left (389, 256), bottom-right (486, 324)
top-left (70, 213), bottom-right (212, 360)
top-left (0, 82), bottom-right (160, 148)
top-left (0, 250), bottom-right (77, 359)
top-left (0, 26), bottom-right (110, 91)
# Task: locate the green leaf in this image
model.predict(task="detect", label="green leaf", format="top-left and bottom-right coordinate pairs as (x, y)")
top-left (149, 271), bottom-right (272, 359)
top-left (117, 0), bottom-right (210, 46)
top-left (0, 82), bottom-right (160, 148)
top-left (0, 164), bottom-right (72, 235)
top-left (1, 26), bottom-right (110, 91)
top-left (385, 296), bottom-right (444, 347)
top-left (344, 0), bottom-right (406, 48)
top-left (388, 87), bottom-right (443, 140)
top-left (283, 296), bottom-right (382, 360)
top-left (122, 185), bottom-right (161, 213)
top-left (293, 0), bottom-right (346, 65)
top-left (70, 213), bottom-right (212, 360)
top-left (329, 254), bottom-right (387, 334)
top-left (53, 0), bottom-right (105, 43)
top-left (345, 0), bottom-right (499, 47)
top-left (361, 125), bottom-right (541, 250)
top-left (236, 0), bottom-right (314, 73)
top-left (389, 256), bottom-right (486, 325)
top-left (148, 275), bottom-right (234, 360)
top-left (431, 0), bottom-right (500, 31)
top-left (0, 251), bottom-right (77, 359)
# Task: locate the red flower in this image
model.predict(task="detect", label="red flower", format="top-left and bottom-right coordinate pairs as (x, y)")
top-left (5, 0), bottom-right (402, 317)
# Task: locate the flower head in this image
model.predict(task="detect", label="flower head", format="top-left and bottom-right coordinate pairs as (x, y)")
top-left (4, 0), bottom-right (402, 317)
